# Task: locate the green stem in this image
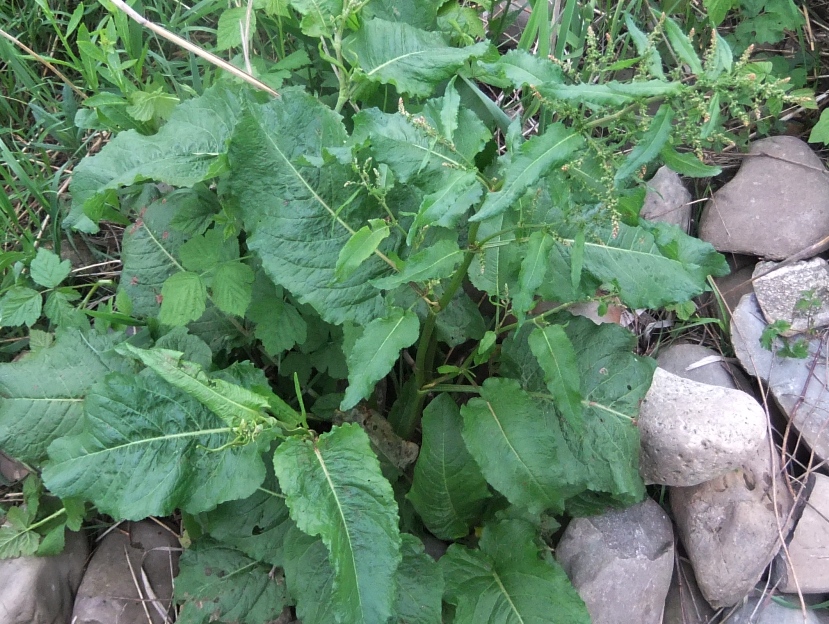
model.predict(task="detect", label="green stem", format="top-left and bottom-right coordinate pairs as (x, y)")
top-left (421, 384), bottom-right (480, 394)
top-left (397, 222), bottom-right (481, 440)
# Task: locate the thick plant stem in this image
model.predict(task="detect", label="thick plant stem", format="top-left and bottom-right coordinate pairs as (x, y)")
top-left (397, 223), bottom-right (480, 440)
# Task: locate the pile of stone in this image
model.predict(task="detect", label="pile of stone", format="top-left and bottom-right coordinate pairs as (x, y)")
top-left (557, 136), bottom-right (829, 624)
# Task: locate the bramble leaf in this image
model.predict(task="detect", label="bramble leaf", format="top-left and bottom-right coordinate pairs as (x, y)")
top-left (273, 424), bottom-right (401, 624)
top-left (0, 287), bottom-right (42, 327)
top-left (460, 378), bottom-right (586, 514)
top-left (216, 7), bottom-right (254, 50)
top-left (344, 19), bottom-right (490, 98)
top-left (0, 328), bottom-right (131, 464)
top-left (43, 371), bottom-right (267, 519)
top-left (159, 272), bottom-right (207, 326)
top-left (407, 394), bottom-right (490, 540)
top-left (341, 307), bottom-right (419, 410)
top-left (175, 539), bottom-right (288, 624)
top-left (30, 249), bottom-right (71, 289)
top-left (211, 262), bottom-right (254, 317)
top-left (442, 519), bottom-right (590, 624)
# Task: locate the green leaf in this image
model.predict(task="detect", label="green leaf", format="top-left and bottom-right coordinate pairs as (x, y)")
top-left (0, 287), bottom-right (42, 327)
top-left (0, 521), bottom-right (40, 559)
top-left (288, 0), bottom-right (341, 37)
top-left (809, 109), bottom-right (829, 145)
top-left (0, 328), bottom-right (130, 464)
top-left (467, 211), bottom-right (520, 298)
top-left (407, 394), bottom-right (490, 540)
top-left (394, 534), bottom-right (444, 624)
top-left (273, 423), bottom-right (401, 624)
top-left (229, 90), bottom-right (387, 326)
top-left (335, 221), bottom-right (391, 282)
top-left (211, 262), bottom-right (254, 317)
top-left (409, 171), bottom-right (484, 244)
top-left (662, 15), bottom-right (704, 74)
top-left (537, 79), bottom-right (681, 107)
top-left (283, 524), bottom-right (337, 624)
top-left (371, 240), bottom-right (463, 290)
top-left (175, 539), bottom-right (288, 624)
top-left (178, 228), bottom-right (239, 273)
top-left (69, 85), bottom-right (242, 232)
top-left (472, 124), bottom-right (583, 222)
top-left (116, 344), bottom-right (280, 427)
top-left (705, 32), bottom-right (733, 78)
top-left (29, 248), bottom-right (71, 289)
top-left (442, 518), bottom-right (590, 624)
top-left (512, 231), bottom-right (553, 322)
top-left (159, 272), bottom-right (207, 326)
top-left (659, 145), bottom-right (722, 177)
top-left (341, 307), bottom-right (420, 410)
top-left (528, 325), bottom-right (584, 430)
top-left (197, 477), bottom-right (291, 567)
top-left (624, 14), bottom-right (664, 79)
top-left (216, 7), bottom-right (254, 50)
top-left (118, 192), bottom-right (190, 318)
top-left (460, 378), bottom-right (586, 515)
top-left (572, 223), bottom-right (715, 308)
top-left (614, 104), bottom-right (674, 185)
top-left (155, 327), bottom-right (213, 369)
top-left (480, 49), bottom-right (564, 88)
top-left (345, 19), bottom-right (490, 98)
top-left (126, 88), bottom-right (180, 122)
top-left (703, 0), bottom-right (734, 26)
top-left (44, 290), bottom-right (87, 328)
top-left (43, 371), bottom-right (267, 519)
top-left (247, 272), bottom-right (307, 356)
top-left (363, 0), bottom-right (443, 29)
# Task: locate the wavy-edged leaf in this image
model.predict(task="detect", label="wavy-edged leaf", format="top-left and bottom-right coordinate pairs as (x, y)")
top-left (341, 307), bottom-right (419, 410)
top-left (196, 470), bottom-right (291, 567)
top-left (43, 371), bottom-right (267, 519)
top-left (363, 0), bottom-right (443, 29)
top-left (116, 344), bottom-right (275, 427)
top-left (409, 171), bottom-right (484, 244)
top-left (68, 85), bottom-right (242, 232)
top-left (502, 319), bottom-right (653, 507)
top-left (624, 13), bottom-right (664, 79)
top-left (407, 394), bottom-right (490, 540)
top-left (568, 222), bottom-right (715, 308)
top-left (175, 539), bottom-right (288, 624)
top-left (336, 221), bottom-right (391, 282)
top-left (528, 325), bottom-right (584, 430)
top-left (537, 79), bottom-right (681, 107)
top-left (512, 230), bottom-right (553, 322)
top-left (371, 240), bottom-right (463, 290)
top-left (480, 49), bottom-right (564, 88)
top-left (662, 15), bottom-right (704, 74)
top-left (272, 423), bottom-right (401, 624)
top-left (467, 211), bottom-right (521, 298)
top-left (229, 89), bottom-right (387, 326)
top-left (344, 19), bottom-right (490, 97)
top-left (0, 328), bottom-right (131, 464)
top-left (659, 144), bottom-right (722, 177)
top-left (395, 533), bottom-right (444, 624)
top-left (442, 519), bottom-right (589, 624)
top-left (614, 104), bottom-right (674, 185)
top-left (460, 378), bottom-right (586, 515)
top-left (283, 524), bottom-right (337, 624)
top-left (472, 124), bottom-right (582, 222)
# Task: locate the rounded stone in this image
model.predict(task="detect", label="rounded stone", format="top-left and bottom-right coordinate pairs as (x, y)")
top-left (638, 367), bottom-right (767, 486)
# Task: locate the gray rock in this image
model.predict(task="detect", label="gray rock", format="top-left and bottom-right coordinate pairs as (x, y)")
top-left (0, 530), bottom-right (88, 624)
top-left (657, 342), bottom-right (750, 391)
top-left (753, 258), bottom-right (829, 335)
top-left (663, 557), bottom-right (715, 624)
top-left (699, 136), bottom-right (829, 260)
top-left (726, 596), bottom-right (822, 623)
top-left (773, 473), bottom-right (829, 593)
top-left (638, 368), bottom-right (767, 486)
top-left (731, 293), bottom-right (829, 461)
top-left (71, 521), bottom-right (180, 624)
top-left (671, 434), bottom-right (793, 608)
top-left (640, 166), bottom-right (692, 232)
top-left (556, 498), bottom-right (674, 624)
top-left (0, 452), bottom-right (28, 483)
